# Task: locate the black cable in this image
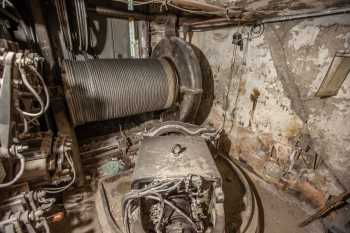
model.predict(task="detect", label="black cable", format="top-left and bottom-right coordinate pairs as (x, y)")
top-left (99, 182), bottom-right (124, 233)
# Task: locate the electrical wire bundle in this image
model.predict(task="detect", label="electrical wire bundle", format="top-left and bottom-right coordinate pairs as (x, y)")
top-left (111, 0), bottom-right (234, 16)
top-left (122, 178), bottom-right (199, 233)
top-left (42, 139), bottom-right (76, 194)
top-left (0, 54), bottom-right (49, 188)
top-left (16, 58), bottom-right (50, 134)
top-left (41, 150), bottom-right (76, 194)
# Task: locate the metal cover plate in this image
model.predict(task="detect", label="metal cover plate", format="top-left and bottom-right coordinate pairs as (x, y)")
top-left (315, 52), bottom-right (350, 97)
top-left (133, 136), bottom-right (221, 182)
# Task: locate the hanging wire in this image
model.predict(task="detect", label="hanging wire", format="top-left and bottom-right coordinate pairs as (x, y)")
top-left (219, 28), bottom-right (240, 135)
top-left (111, 0), bottom-right (236, 16)
top-left (217, 24), bottom-right (264, 139)
top-left (228, 26), bottom-right (251, 132)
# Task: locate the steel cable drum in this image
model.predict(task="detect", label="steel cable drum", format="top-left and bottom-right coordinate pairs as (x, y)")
top-left (62, 58), bottom-right (177, 126)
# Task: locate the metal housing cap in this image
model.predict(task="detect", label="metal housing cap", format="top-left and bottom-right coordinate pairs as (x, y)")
top-left (132, 135), bottom-right (222, 184)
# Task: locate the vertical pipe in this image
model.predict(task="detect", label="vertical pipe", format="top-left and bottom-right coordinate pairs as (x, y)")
top-left (138, 21), bottom-right (150, 58)
top-left (128, 0), bottom-right (139, 58)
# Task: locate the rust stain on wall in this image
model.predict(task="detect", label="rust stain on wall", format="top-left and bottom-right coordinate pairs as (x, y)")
top-left (286, 116), bottom-right (303, 139)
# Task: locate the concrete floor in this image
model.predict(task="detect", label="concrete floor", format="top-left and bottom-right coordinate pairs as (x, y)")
top-left (250, 174), bottom-right (325, 233)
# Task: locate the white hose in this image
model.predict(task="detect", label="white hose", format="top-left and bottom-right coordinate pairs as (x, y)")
top-left (16, 65), bottom-right (50, 117)
top-left (0, 152), bottom-right (25, 188)
top-left (28, 65), bottom-right (50, 112)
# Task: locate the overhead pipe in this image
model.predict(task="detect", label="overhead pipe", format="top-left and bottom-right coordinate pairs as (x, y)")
top-left (184, 7), bottom-right (350, 30)
top-left (261, 7), bottom-right (350, 24)
top-left (87, 6), bottom-right (154, 21)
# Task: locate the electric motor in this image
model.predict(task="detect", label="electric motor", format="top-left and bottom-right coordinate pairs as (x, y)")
top-left (123, 135), bottom-right (225, 233)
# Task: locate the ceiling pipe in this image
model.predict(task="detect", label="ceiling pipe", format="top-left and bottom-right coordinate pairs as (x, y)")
top-left (184, 7), bottom-right (350, 31)
top-left (87, 6), bottom-right (154, 21)
top-left (88, 5), bottom-right (350, 31)
top-left (261, 7), bottom-right (350, 24)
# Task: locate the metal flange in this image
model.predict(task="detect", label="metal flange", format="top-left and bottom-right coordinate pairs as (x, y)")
top-left (152, 37), bottom-right (203, 123)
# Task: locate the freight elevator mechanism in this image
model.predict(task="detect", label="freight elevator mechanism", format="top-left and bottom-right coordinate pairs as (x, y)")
top-left (0, 1), bottom-right (260, 233)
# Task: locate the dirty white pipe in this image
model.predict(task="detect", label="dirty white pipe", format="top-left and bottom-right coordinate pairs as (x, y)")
top-left (186, 7), bottom-right (350, 31)
top-left (261, 7), bottom-right (350, 24)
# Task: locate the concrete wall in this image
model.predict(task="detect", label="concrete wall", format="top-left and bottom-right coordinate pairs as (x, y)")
top-left (192, 14), bottom-right (350, 204)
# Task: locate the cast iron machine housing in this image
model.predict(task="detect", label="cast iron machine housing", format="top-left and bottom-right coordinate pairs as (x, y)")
top-left (123, 135), bottom-right (225, 233)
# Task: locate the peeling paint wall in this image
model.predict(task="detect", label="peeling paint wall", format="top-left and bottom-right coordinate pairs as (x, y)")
top-left (192, 14), bottom-right (350, 204)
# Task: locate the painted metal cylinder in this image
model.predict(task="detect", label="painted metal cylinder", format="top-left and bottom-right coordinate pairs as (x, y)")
top-left (62, 58), bottom-right (177, 126)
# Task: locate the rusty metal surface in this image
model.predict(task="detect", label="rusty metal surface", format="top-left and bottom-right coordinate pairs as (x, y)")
top-left (30, 0), bottom-right (85, 186)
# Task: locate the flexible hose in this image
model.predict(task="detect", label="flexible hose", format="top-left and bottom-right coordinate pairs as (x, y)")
top-left (0, 152), bottom-right (25, 188)
top-left (16, 65), bottom-right (50, 117)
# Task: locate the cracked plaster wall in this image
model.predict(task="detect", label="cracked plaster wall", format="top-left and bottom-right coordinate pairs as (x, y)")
top-left (192, 14), bottom-right (350, 201)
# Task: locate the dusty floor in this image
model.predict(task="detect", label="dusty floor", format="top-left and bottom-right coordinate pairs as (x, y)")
top-left (52, 162), bottom-right (325, 233)
top-left (249, 173), bottom-right (325, 233)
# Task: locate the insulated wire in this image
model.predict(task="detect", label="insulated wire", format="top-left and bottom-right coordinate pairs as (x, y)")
top-left (149, 180), bottom-right (182, 193)
top-left (147, 192), bottom-right (165, 233)
top-left (219, 25), bottom-right (259, 136)
top-left (124, 180), bottom-right (176, 197)
top-left (0, 152), bottom-right (25, 188)
top-left (220, 40), bottom-right (238, 133)
top-left (16, 65), bottom-right (50, 118)
top-left (42, 151), bottom-right (76, 193)
top-left (27, 65), bottom-right (50, 113)
top-left (145, 195), bottom-right (198, 231)
top-left (112, 0), bottom-right (158, 6)
top-left (111, 0), bottom-right (229, 15)
top-left (122, 179), bottom-right (196, 233)
top-left (229, 26), bottom-right (253, 133)
top-left (166, 2), bottom-right (224, 15)
top-left (16, 66), bottom-right (44, 117)
top-left (122, 180), bottom-right (180, 233)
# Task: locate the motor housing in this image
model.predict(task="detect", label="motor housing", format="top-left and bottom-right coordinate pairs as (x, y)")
top-left (123, 135), bottom-right (225, 233)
